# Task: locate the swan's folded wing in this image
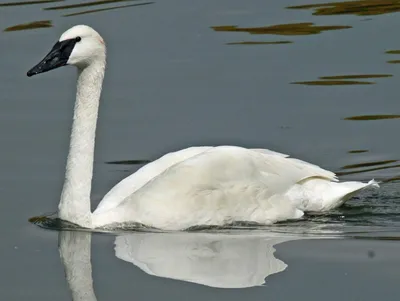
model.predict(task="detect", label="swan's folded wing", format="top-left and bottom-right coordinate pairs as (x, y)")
top-left (119, 146), bottom-right (336, 213)
top-left (250, 148), bottom-right (337, 182)
top-left (94, 146), bottom-right (340, 229)
top-left (94, 146), bottom-right (213, 214)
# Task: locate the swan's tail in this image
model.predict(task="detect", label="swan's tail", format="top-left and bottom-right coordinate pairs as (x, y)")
top-left (340, 179), bottom-right (379, 200)
top-left (292, 178), bottom-right (379, 212)
top-left (321, 179), bottom-right (379, 211)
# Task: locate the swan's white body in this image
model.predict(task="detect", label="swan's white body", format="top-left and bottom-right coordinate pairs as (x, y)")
top-left (29, 25), bottom-right (378, 231)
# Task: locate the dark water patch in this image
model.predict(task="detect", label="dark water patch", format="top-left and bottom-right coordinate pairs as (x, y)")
top-left (211, 22), bottom-right (351, 36)
top-left (341, 159), bottom-right (398, 170)
top-left (4, 20), bottom-right (52, 32)
top-left (386, 49), bottom-right (400, 54)
top-left (287, 0), bottom-right (400, 16)
top-left (62, 2), bottom-right (154, 17)
top-left (105, 159), bottom-right (151, 165)
top-left (388, 60), bottom-right (400, 64)
top-left (226, 41), bottom-right (293, 45)
top-left (0, 0), bottom-right (62, 6)
top-left (320, 74), bottom-right (392, 79)
top-left (292, 80), bottom-right (373, 85)
top-left (344, 114), bottom-right (400, 120)
top-left (44, 0), bottom-right (137, 10)
top-left (348, 149), bottom-right (369, 153)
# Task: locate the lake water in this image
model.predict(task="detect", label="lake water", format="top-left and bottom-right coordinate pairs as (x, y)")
top-left (1, 0), bottom-right (400, 300)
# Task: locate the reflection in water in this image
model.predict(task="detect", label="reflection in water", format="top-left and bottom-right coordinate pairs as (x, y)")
top-left (320, 74), bottom-right (392, 80)
top-left (382, 175), bottom-right (400, 183)
top-left (211, 22), bottom-right (351, 36)
top-left (385, 50), bottom-right (400, 63)
top-left (292, 80), bottom-right (373, 85)
top-left (114, 232), bottom-right (302, 288)
top-left (348, 149), bottom-right (369, 154)
top-left (337, 163), bottom-right (400, 176)
top-left (2, 0), bottom-right (153, 31)
top-left (105, 159), bottom-right (152, 165)
top-left (4, 20), bottom-right (52, 32)
top-left (43, 0), bottom-right (138, 10)
top-left (341, 160), bottom-right (398, 170)
top-left (336, 164), bottom-right (400, 177)
top-left (287, 0), bottom-right (400, 16)
top-left (62, 2), bottom-right (154, 17)
top-left (59, 231), bottom-right (97, 301)
top-left (386, 50), bottom-right (400, 54)
top-left (227, 41), bottom-right (293, 45)
top-left (0, 0), bottom-right (62, 6)
top-left (59, 230), bottom-right (321, 299)
top-left (292, 74), bottom-right (391, 85)
top-left (343, 114), bottom-right (400, 120)
top-left (337, 158), bottom-right (400, 178)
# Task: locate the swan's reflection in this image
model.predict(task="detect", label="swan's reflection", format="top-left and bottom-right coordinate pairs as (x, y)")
top-left (58, 230), bottom-right (329, 300)
top-left (59, 231), bottom-right (96, 301)
top-left (114, 232), bottom-right (300, 288)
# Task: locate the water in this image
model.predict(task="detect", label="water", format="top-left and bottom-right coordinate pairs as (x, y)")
top-left (1, 0), bottom-right (400, 300)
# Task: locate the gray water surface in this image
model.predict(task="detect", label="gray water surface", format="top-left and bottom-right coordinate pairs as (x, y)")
top-left (1, 0), bottom-right (400, 300)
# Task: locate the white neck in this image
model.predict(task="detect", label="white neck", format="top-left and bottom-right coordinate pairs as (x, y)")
top-left (58, 59), bottom-right (105, 227)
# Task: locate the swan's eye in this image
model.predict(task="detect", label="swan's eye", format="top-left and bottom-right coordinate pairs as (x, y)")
top-left (76, 36), bottom-right (82, 42)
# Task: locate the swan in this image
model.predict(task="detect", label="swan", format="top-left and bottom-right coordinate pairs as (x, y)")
top-left (27, 25), bottom-right (379, 230)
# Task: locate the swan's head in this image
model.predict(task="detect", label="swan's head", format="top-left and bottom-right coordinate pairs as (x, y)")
top-left (27, 25), bottom-right (106, 77)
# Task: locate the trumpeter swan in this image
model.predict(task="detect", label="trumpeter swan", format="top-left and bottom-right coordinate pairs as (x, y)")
top-left (27, 25), bottom-right (378, 230)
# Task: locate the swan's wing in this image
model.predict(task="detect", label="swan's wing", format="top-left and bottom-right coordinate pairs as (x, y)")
top-left (250, 148), bottom-right (289, 157)
top-left (94, 146), bottom-right (213, 214)
top-left (107, 146), bottom-right (337, 229)
top-left (95, 145), bottom-right (337, 216)
top-left (134, 146), bottom-right (337, 196)
top-left (252, 148), bottom-right (337, 181)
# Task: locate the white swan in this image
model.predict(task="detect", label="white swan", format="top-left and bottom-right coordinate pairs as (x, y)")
top-left (27, 25), bottom-right (378, 230)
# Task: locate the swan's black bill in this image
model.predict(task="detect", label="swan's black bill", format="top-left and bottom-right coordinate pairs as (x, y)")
top-left (27, 39), bottom-right (77, 77)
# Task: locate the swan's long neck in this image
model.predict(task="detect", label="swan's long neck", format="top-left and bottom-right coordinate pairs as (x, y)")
top-left (58, 59), bottom-right (105, 227)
